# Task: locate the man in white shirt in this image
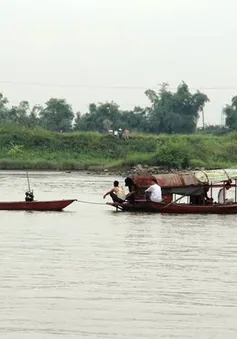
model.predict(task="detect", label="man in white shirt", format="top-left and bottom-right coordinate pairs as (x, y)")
top-left (145, 178), bottom-right (162, 202)
top-left (218, 181), bottom-right (233, 204)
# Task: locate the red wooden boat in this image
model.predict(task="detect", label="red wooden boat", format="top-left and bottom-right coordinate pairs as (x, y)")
top-left (107, 200), bottom-right (237, 214)
top-left (0, 199), bottom-right (76, 211)
top-left (106, 169), bottom-right (237, 214)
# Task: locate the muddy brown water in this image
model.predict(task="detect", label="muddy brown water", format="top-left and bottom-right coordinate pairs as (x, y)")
top-left (0, 171), bottom-right (237, 339)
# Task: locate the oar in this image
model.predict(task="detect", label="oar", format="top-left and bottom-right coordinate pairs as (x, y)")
top-left (161, 194), bottom-right (187, 209)
top-left (26, 171), bottom-right (31, 191)
top-left (161, 187), bottom-right (203, 209)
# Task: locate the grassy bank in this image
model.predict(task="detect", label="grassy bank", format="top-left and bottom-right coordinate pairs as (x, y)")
top-left (0, 124), bottom-right (236, 171)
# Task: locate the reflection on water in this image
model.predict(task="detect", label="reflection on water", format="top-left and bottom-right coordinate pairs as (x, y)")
top-left (0, 171), bottom-right (237, 338)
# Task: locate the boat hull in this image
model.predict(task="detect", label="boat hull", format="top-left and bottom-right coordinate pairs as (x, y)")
top-left (107, 200), bottom-right (237, 214)
top-left (0, 199), bottom-right (76, 211)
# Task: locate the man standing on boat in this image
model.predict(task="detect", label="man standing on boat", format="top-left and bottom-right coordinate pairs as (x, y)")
top-left (103, 181), bottom-right (126, 203)
top-left (145, 178), bottom-right (162, 202)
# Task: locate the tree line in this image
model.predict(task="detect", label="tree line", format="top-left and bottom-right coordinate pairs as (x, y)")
top-left (0, 82), bottom-right (236, 134)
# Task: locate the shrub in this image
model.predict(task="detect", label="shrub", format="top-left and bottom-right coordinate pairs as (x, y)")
top-left (151, 139), bottom-right (192, 168)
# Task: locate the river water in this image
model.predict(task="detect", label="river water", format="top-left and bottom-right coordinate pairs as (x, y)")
top-left (0, 171), bottom-right (237, 339)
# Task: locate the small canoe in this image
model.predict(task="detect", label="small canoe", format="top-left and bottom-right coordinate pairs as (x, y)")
top-left (0, 199), bottom-right (76, 211)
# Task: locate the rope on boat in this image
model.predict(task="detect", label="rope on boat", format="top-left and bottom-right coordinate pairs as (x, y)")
top-left (76, 199), bottom-right (106, 206)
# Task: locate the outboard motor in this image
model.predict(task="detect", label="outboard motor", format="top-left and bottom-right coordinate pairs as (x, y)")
top-left (25, 190), bottom-right (34, 202)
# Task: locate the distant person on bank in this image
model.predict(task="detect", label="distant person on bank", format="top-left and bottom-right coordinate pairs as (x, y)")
top-left (145, 178), bottom-right (162, 202)
top-left (103, 180), bottom-right (126, 203)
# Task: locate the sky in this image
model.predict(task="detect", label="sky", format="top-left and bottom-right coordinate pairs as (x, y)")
top-left (0, 0), bottom-right (237, 125)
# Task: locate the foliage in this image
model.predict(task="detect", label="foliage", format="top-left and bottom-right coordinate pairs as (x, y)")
top-left (223, 96), bottom-right (237, 130)
top-left (0, 93), bottom-right (9, 122)
top-left (145, 82), bottom-right (209, 134)
top-left (74, 102), bottom-right (121, 132)
top-left (0, 80), bottom-right (212, 135)
top-left (197, 125), bottom-right (228, 135)
top-left (39, 98), bottom-right (74, 132)
top-left (7, 143), bottom-right (24, 158)
top-left (151, 138), bottom-right (192, 168)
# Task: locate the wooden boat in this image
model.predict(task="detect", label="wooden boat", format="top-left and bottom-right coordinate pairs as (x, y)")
top-left (106, 169), bottom-right (237, 214)
top-left (0, 171), bottom-right (77, 211)
top-left (0, 199), bottom-right (76, 211)
top-left (107, 200), bottom-right (237, 214)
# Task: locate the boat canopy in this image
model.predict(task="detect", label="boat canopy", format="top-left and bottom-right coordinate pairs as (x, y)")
top-left (126, 169), bottom-right (237, 196)
top-left (193, 169), bottom-right (237, 183)
top-left (129, 173), bottom-right (201, 189)
top-left (127, 173), bottom-right (204, 196)
top-left (128, 169), bottom-right (237, 189)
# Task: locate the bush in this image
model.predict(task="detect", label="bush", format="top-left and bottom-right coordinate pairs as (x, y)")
top-left (151, 138), bottom-right (192, 168)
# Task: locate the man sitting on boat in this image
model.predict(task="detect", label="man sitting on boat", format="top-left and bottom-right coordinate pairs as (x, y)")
top-left (25, 190), bottom-right (34, 202)
top-left (124, 177), bottom-right (138, 203)
top-left (218, 180), bottom-right (234, 204)
top-left (103, 180), bottom-right (126, 203)
top-left (145, 178), bottom-right (162, 202)
top-left (203, 185), bottom-right (214, 205)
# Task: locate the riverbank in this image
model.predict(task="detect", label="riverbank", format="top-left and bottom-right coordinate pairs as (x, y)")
top-left (0, 123), bottom-right (236, 172)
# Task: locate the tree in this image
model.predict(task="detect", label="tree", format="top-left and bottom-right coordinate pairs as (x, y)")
top-left (8, 101), bottom-right (30, 126)
top-left (73, 112), bottom-right (81, 130)
top-left (39, 98), bottom-right (74, 132)
top-left (223, 96), bottom-right (237, 130)
top-left (0, 84), bottom-right (210, 135)
top-left (74, 102), bottom-right (121, 132)
top-left (145, 82), bottom-right (209, 134)
top-left (120, 106), bottom-right (150, 132)
top-left (102, 118), bottom-right (113, 131)
top-left (74, 102), bottom-right (152, 133)
top-left (7, 101), bottom-right (42, 128)
top-left (0, 93), bottom-right (9, 122)
top-left (28, 105), bottom-right (42, 127)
